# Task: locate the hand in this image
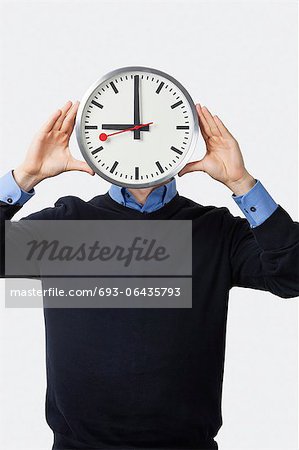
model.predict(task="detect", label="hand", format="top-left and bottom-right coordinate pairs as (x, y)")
top-left (14, 101), bottom-right (95, 192)
top-left (178, 104), bottom-right (256, 195)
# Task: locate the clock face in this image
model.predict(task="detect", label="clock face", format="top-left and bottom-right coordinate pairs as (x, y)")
top-left (76, 66), bottom-right (199, 188)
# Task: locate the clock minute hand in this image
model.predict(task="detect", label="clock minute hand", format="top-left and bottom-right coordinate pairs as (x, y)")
top-left (134, 75), bottom-right (140, 140)
top-left (99, 122), bottom-right (153, 142)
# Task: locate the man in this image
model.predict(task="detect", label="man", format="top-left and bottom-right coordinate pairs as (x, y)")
top-left (1, 100), bottom-right (298, 450)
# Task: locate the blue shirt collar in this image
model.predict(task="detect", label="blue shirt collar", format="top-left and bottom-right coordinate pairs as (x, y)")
top-left (108, 178), bottom-right (177, 213)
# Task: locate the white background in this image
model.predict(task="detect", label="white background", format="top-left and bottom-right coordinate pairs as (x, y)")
top-left (0, 1), bottom-right (298, 449)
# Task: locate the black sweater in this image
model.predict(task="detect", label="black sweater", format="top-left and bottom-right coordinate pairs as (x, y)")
top-left (1, 192), bottom-right (299, 450)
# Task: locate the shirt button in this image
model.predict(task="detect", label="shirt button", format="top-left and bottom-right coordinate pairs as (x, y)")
top-left (250, 206), bottom-right (256, 212)
top-left (7, 198), bottom-right (13, 204)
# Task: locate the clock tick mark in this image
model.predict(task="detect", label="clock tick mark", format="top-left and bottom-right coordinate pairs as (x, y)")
top-left (156, 81), bottom-right (164, 94)
top-left (91, 100), bottom-right (103, 109)
top-left (155, 161), bottom-right (164, 174)
top-left (171, 100), bottom-right (183, 109)
top-left (110, 81), bottom-right (119, 94)
top-left (91, 146), bottom-right (104, 155)
top-left (171, 146), bottom-right (183, 155)
top-left (110, 161), bottom-right (119, 173)
top-left (135, 167), bottom-right (139, 180)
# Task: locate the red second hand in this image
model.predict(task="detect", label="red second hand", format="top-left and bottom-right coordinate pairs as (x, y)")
top-left (99, 122), bottom-right (153, 142)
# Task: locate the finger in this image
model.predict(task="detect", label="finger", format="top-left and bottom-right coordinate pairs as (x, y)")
top-left (60, 101), bottom-right (80, 134)
top-left (196, 104), bottom-right (212, 139)
top-left (66, 157), bottom-right (95, 175)
top-left (40, 109), bottom-right (62, 133)
top-left (52, 101), bottom-right (73, 130)
top-left (197, 111), bottom-right (209, 142)
top-left (201, 106), bottom-right (222, 136)
top-left (213, 115), bottom-right (234, 139)
top-left (178, 159), bottom-right (205, 177)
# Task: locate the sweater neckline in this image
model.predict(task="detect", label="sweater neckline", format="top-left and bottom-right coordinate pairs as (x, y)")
top-left (101, 191), bottom-right (186, 218)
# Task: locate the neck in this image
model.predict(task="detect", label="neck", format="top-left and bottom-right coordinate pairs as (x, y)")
top-left (127, 178), bottom-right (172, 205)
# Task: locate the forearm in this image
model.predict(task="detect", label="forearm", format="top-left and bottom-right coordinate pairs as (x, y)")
top-left (13, 165), bottom-right (43, 192)
top-left (225, 170), bottom-right (256, 196)
top-left (0, 202), bottom-right (23, 277)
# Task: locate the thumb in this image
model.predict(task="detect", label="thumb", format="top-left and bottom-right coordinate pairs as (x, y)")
top-left (66, 158), bottom-right (95, 176)
top-left (178, 159), bottom-right (205, 177)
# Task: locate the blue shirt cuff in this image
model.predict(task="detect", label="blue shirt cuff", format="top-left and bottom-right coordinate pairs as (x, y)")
top-left (0, 170), bottom-right (35, 205)
top-left (232, 179), bottom-right (278, 228)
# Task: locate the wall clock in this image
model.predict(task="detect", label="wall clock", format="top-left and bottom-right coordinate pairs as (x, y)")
top-left (76, 66), bottom-right (199, 188)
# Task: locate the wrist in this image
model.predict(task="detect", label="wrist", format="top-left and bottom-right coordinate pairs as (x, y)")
top-left (13, 165), bottom-right (43, 192)
top-left (225, 171), bottom-right (256, 196)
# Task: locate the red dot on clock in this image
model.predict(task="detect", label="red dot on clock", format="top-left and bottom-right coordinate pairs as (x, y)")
top-left (99, 133), bottom-right (108, 142)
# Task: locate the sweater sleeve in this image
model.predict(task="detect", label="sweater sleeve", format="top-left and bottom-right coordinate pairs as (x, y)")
top-left (227, 205), bottom-right (299, 299)
top-left (0, 198), bottom-right (69, 278)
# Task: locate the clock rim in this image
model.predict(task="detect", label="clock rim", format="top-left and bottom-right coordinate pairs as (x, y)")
top-left (75, 66), bottom-right (199, 188)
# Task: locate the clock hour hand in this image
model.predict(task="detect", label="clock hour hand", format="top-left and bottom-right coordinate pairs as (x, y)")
top-left (102, 124), bottom-right (150, 131)
top-left (134, 75), bottom-right (140, 140)
top-left (100, 122), bottom-right (153, 141)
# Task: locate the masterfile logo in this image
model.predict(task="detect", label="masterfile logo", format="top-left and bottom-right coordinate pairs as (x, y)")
top-left (4, 220), bottom-right (193, 309)
top-left (5, 220), bottom-right (191, 276)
